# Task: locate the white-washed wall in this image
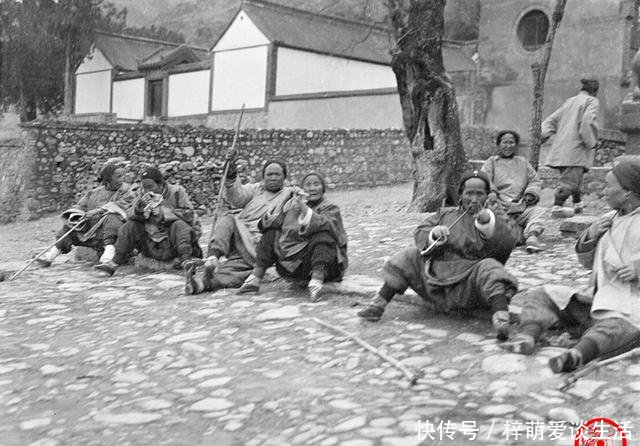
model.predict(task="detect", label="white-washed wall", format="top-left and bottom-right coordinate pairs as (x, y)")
top-left (76, 48), bottom-right (112, 74)
top-left (168, 70), bottom-right (211, 117)
top-left (212, 11), bottom-right (270, 51)
top-left (75, 71), bottom-right (111, 114)
top-left (113, 78), bottom-right (145, 121)
top-left (275, 48), bottom-right (397, 96)
top-left (211, 46), bottom-right (268, 110)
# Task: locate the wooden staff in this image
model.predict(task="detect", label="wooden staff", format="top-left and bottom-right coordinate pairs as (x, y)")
top-left (558, 346), bottom-right (640, 392)
top-left (312, 317), bottom-right (422, 386)
top-left (420, 208), bottom-right (469, 256)
top-left (10, 218), bottom-right (86, 281)
top-left (210, 104), bottom-right (245, 231)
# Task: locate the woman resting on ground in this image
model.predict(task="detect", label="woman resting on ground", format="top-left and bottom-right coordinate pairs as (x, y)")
top-left (238, 172), bottom-right (348, 301)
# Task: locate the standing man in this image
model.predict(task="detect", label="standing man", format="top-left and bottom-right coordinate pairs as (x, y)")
top-left (542, 78), bottom-right (600, 217)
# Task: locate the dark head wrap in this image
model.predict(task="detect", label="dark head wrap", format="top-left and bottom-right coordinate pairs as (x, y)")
top-left (140, 166), bottom-right (164, 184)
top-left (98, 163), bottom-right (119, 183)
top-left (496, 130), bottom-right (520, 146)
top-left (262, 159), bottom-right (287, 178)
top-left (581, 78), bottom-right (599, 95)
top-left (458, 169), bottom-right (491, 195)
top-left (612, 156), bottom-right (640, 195)
top-left (301, 171), bottom-right (327, 193)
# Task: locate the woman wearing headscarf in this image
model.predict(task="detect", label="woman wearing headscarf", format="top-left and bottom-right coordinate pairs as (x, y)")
top-left (503, 155), bottom-right (640, 373)
top-left (36, 162), bottom-right (135, 267)
top-left (237, 172), bottom-right (348, 301)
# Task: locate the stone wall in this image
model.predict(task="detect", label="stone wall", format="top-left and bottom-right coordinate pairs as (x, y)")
top-left (11, 122), bottom-right (413, 220)
top-left (0, 121), bottom-right (627, 223)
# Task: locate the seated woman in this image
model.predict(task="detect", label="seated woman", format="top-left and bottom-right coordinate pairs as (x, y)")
top-left (36, 162), bottom-right (134, 267)
top-left (237, 172), bottom-right (348, 301)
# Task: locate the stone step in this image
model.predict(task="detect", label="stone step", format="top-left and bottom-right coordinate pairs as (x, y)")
top-left (559, 215), bottom-right (598, 233)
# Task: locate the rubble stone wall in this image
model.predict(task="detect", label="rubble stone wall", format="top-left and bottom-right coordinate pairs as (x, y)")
top-left (0, 121), bottom-right (627, 222)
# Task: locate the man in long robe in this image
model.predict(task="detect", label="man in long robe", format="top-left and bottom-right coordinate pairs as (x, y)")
top-left (542, 78), bottom-right (600, 217)
top-left (36, 162), bottom-right (134, 267)
top-left (186, 160), bottom-right (295, 294)
top-left (503, 156), bottom-right (640, 373)
top-left (357, 170), bottom-right (521, 339)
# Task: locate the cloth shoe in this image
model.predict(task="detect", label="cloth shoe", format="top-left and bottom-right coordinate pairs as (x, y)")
top-left (308, 278), bottom-right (324, 302)
top-left (35, 246), bottom-right (61, 267)
top-left (500, 333), bottom-right (536, 355)
top-left (94, 260), bottom-right (117, 276)
top-left (551, 205), bottom-right (575, 218)
top-left (184, 261), bottom-right (201, 295)
top-left (492, 310), bottom-right (511, 341)
top-left (202, 257), bottom-right (218, 290)
top-left (574, 202), bottom-right (584, 214)
top-left (525, 235), bottom-right (543, 253)
top-left (238, 274), bottom-right (260, 294)
top-left (99, 244), bottom-right (116, 264)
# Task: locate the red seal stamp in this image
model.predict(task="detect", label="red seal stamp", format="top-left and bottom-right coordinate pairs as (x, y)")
top-left (574, 417), bottom-right (627, 446)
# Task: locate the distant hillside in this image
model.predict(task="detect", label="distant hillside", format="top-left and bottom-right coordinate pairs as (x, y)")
top-left (111, 0), bottom-right (479, 47)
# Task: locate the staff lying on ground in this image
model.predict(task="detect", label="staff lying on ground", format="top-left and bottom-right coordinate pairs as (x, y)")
top-left (357, 170), bottom-right (521, 340)
top-left (502, 155), bottom-right (640, 373)
top-left (237, 172), bottom-right (348, 301)
top-left (36, 162), bottom-right (134, 268)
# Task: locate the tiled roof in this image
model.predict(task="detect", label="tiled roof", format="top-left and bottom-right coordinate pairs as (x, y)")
top-left (233, 1), bottom-right (474, 71)
top-left (94, 32), bottom-right (209, 72)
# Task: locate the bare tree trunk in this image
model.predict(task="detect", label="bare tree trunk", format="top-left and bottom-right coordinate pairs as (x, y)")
top-left (529, 0), bottom-right (568, 169)
top-left (63, 33), bottom-right (73, 116)
top-left (386, 0), bottom-right (467, 212)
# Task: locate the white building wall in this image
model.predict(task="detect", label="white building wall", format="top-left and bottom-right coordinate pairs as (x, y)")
top-left (275, 48), bottom-right (397, 96)
top-left (75, 71), bottom-right (111, 114)
top-left (168, 70), bottom-right (210, 117)
top-left (211, 46), bottom-right (268, 111)
top-left (112, 78), bottom-right (145, 120)
top-left (76, 47), bottom-right (112, 74)
top-left (212, 11), bottom-right (270, 51)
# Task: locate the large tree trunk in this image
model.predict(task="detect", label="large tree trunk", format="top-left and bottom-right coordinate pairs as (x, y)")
top-left (387, 0), bottom-right (467, 212)
top-left (63, 33), bottom-right (73, 116)
top-left (529, 0), bottom-right (568, 169)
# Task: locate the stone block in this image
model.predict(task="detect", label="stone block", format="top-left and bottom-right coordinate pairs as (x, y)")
top-left (559, 215), bottom-right (597, 233)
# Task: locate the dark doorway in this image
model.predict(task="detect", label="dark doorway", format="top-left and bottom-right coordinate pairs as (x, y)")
top-left (148, 80), bottom-right (164, 117)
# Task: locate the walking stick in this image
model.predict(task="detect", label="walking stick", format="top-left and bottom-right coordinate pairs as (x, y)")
top-left (420, 209), bottom-right (469, 256)
top-left (10, 218), bottom-right (86, 281)
top-left (207, 104), bottom-right (245, 250)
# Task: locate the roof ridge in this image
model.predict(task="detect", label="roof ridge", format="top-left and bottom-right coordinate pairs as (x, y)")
top-left (241, 0), bottom-right (389, 34)
top-left (95, 30), bottom-right (184, 47)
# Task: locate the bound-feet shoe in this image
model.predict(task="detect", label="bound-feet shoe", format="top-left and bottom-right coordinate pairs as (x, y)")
top-left (551, 205), bottom-right (574, 218)
top-left (238, 275), bottom-right (260, 294)
top-left (492, 310), bottom-right (511, 341)
top-left (94, 260), bottom-right (117, 276)
top-left (548, 349), bottom-right (582, 373)
top-left (574, 202), bottom-right (584, 214)
top-left (308, 278), bottom-right (323, 302)
top-left (500, 333), bottom-right (536, 355)
top-left (525, 235), bottom-right (543, 253)
top-left (357, 304), bottom-right (385, 322)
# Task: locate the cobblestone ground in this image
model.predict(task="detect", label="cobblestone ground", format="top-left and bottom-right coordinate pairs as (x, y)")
top-left (1, 185), bottom-right (638, 446)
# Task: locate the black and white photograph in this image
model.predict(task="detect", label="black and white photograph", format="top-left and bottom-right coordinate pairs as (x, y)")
top-left (1, 0), bottom-right (640, 444)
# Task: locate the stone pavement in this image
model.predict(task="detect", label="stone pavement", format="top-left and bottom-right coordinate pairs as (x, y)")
top-left (1, 196), bottom-right (639, 446)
